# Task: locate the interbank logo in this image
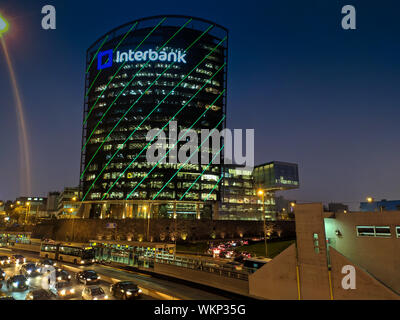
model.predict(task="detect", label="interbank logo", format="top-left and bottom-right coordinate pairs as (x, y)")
top-left (97, 48), bottom-right (187, 70)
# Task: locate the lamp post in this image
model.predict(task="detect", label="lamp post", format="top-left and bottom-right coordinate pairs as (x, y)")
top-left (257, 189), bottom-right (268, 258)
top-left (25, 202), bottom-right (31, 224)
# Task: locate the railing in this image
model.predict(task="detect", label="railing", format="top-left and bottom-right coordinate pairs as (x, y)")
top-left (153, 254), bottom-right (256, 281)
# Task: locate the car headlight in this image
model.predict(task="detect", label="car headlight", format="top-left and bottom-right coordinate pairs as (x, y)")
top-left (138, 289), bottom-right (142, 293)
top-left (13, 282), bottom-right (18, 288)
top-left (58, 277), bottom-right (62, 281)
top-left (126, 291), bottom-right (132, 295)
top-left (87, 278), bottom-right (91, 281)
top-left (27, 270), bottom-right (31, 274)
top-left (2, 272), bottom-right (5, 277)
top-left (60, 290), bottom-right (66, 296)
top-left (80, 261), bottom-right (85, 264)
top-left (97, 276), bottom-right (100, 279)
top-left (70, 288), bottom-right (75, 294)
top-left (68, 275), bottom-right (71, 279)
top-left (104, 295), bottom-right (108, 299)
top-left (93, 297), bottom-right (98, 300)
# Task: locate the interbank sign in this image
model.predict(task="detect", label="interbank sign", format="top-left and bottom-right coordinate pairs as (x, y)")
top-left (97, 48), bottom-right (187, 70)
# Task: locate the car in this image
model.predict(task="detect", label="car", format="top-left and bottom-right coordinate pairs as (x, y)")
top-left (11, 254), bottom-right (26, 265)
top-left (50, 281), bottom-right (76, 299)
top-left (0, 268), bottom-right (6, 280)
top-left (25, 289), bottom-right (56, 300)
top-left (19, 263), bottom-right (41, 277)
top-left (56, 269), bottom-right (72, 282)
top-left (0, 256), bottom-right (11, 266)
top-left (225, 261), bottom-right (243, 271)
top-left (6, 275), bottom-right (29, 291)
top-left (110, 281), bottom-right (142, 300)
top-left (82, 285), bottom-right (108, 300)
top-left (37, 258), bottom-right (57, 269)
top-left (0, 291), bottom-right (15, 300)
top-left (76, 270), bottom-right (100, 285)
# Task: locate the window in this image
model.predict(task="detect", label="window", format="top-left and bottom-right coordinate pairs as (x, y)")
top-left (313, 233), bottom-right (320, 254)
top-left (375, 226), bottom-right (391, 237)
top-left (396, 227), bottom-right (400, 238)
top-left (356, 226), bottom-right (392, 238)
top-left (356, 226), bottom-right (375, 237)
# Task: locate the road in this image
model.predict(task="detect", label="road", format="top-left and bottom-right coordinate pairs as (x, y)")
top-left (0, 247), bottom-right (228, 300)
top-left (0, 256), bottom-right (154, 300)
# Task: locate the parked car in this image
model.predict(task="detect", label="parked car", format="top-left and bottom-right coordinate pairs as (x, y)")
top-left (25, 289), bottom-right (56, 300)
top-left (110, 281), bottom-right (142, 300)
top-left (82, 285), bottom-right (108, 300)
top-left (76, 270), bottom-right (100, 285)
top-left (6, 275), bottom-right (29, 291)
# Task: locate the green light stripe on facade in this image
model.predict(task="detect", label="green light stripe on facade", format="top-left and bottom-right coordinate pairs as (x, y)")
top-left (80, 19), bottom-right (197, 181)
top-left (85, 70), bottom-right (103, 98)
top-left (83, 59), bottom-right (223, 202)
top-left (86, 35), bottom-right (109, 74)
top-left (82, 18), bottom-right (191, 149)
top-left (84, 19), bottom-right (159, 121)
top-left (102, 89), bottom-right (224, 201)
top-left (81, 24), bottom-right (220, 201)
top-left (179, 145), bottom-right (224, 200)
top-left (150, 115), bottom-right (226, 200)
top-left (204, 175), bottom-right (223, 201)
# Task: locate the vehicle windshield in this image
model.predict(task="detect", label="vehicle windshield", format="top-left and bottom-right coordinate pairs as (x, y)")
top-left (25, 264), bottom-right (36, 269)
top-left (91, 287), bottom-right (104, 295)
top-left (14, 255), bottom-right (23, 258)
top-left (0, 256), bottom-right (8, 260)
top-left (84, 271), bottom-right (97, 277)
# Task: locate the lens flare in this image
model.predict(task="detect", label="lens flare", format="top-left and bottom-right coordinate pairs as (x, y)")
top-left (0, 14), bottom-right (9, 35)
top-left (1, 25), bottom-right (32, 195)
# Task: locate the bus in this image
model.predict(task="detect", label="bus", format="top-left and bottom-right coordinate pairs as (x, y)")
top-left (40, 242), bottom-right (95, 265)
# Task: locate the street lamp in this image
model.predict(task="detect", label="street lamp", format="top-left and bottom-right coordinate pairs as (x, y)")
top-left (367, 197), bottom-right (373, 203)
top-left (0, 14), bottom-right (9, 36)
top-left (72, 197), bottom-right (77, 201)
top-left (257, 189), bottom-right (268, 258)
top-left (25, 202), bottom-right (31, 224)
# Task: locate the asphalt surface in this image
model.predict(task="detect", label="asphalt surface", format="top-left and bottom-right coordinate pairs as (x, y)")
top-left (0, 247), bottom-right (228, 300)
top-left (0, 250), bottom-right (153, 300)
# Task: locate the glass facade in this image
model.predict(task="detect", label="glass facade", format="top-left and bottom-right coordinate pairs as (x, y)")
top-left (80, 16), bottom-right (228, 218)
top-left (253, 161), bottom-right (299, 190)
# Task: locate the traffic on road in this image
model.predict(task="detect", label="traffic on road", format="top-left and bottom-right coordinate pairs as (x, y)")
top-left (0, 253), bottom-right (148, 300)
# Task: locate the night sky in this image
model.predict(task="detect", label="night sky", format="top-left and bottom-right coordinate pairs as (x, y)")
top-left (0, 0), bottom-right (399, 209)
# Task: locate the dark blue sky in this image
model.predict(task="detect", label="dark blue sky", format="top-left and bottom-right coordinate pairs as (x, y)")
top-left (1, 0), bottom-right (399, 209)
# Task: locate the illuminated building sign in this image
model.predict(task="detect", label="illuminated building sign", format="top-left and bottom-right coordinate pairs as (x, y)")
top-left (97, 48), bottom-right (187, 70)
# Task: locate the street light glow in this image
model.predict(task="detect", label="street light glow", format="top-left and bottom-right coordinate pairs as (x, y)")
top-left (0, 13), bottom-right (9, 35)
top-left (367, 197), bottom-right (373, 203)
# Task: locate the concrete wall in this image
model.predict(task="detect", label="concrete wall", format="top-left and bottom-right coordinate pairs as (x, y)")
top-left (154, 262), bottom-right (249, 296)
top-left (295, 203), bottom-right (331, 299)
top-left (249, 244), bottom-right (298, 299)
top-left (324, 211), bottom-right (400, 294)
top-left (29, 219), bottom-right (295, 243)
top-left (329, 247), bottom-right (399, 300)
